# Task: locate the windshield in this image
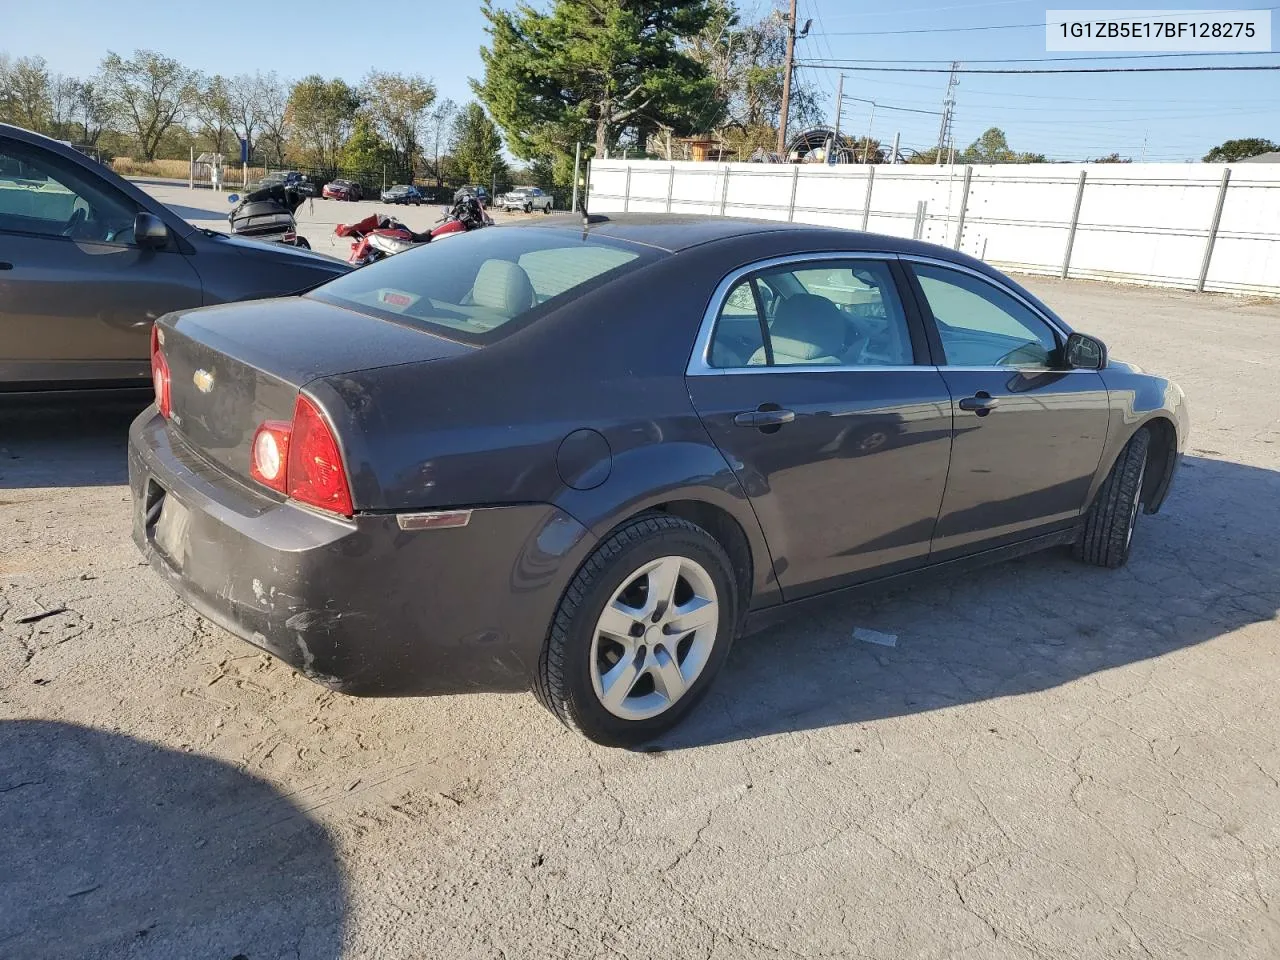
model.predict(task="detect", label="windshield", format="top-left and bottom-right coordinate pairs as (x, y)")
top-left (310, 227), bottom-right (659, 345)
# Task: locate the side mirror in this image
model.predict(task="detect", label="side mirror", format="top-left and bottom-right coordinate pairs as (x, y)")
top-left (1064, 331), bottom-right (1107, 370)
top-left (134, 211), bottom-right (169, 249)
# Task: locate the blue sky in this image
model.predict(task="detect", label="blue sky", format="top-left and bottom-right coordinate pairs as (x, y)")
top-left (5, 0), bottom-right (1277, 161)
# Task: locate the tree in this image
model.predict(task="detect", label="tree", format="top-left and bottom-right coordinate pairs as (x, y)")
top-left (73, 80), bottom-right (112, 148)
top-left (1092, 152), bottom-right (1131, 163)
top-left (4, 55), bottom-right (52, 132)
top-left (99, 50), bottom-right (197, 160)
top-left (425, 98), bottom-right (457, 184)
top-left (194, 74), bottom-right (234, 155)
top-left (341, 116), bottom-right (396, 182)
top-left (361, 71), bottom-right (436, 174)
top-left (450, 101), bottom-right (504, 187)
top-left (49, 74), bottom-right (79, 138)
top-left (960, 127), bottom-right (1015, 164)
top-left (686, 1), bottom-right (822, 152)
top-left (286, 75), bottom-right (359, 170)
top-left (255, 73), bottom-right (290, 166)
top-left (1203, 138), bottom-right (1278, 162)
top-left (475, 0), bottom-right (718, 179)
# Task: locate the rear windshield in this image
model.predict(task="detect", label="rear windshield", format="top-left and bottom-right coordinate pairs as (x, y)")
top-left (310, 227), bottom-right (659, 345)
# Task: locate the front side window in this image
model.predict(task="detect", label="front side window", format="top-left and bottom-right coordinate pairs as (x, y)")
top-left (708, 259), bottom-right (914, 368)
top-left (0, 140), bottom-right (139, 243)
top-left (311, 227), bottom-right (657, 345)
top-left (913, 264), bottom-right (1060, 368)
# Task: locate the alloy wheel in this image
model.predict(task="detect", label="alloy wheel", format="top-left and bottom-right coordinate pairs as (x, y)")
top-left (589, 555), bottom-right (719, 721)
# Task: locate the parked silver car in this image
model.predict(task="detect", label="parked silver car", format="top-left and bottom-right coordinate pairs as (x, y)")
top-left (500, 186), bottom-right (553, 213)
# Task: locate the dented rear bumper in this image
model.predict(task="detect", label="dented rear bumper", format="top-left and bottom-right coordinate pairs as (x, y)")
top-left (128, 408), bottom-right (595, 696)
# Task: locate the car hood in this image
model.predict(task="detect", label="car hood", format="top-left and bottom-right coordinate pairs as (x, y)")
top-left (203, 230), bottom-right (350, 270)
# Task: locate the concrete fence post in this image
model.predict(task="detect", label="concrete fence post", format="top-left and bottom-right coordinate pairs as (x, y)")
top-left (1061, 170), bottom-right (1088, 279)
top-left (622, 166), bottom-right (632, 213)
top-left (787, 165), bottom-right (800, 221)
top-left (953, 165), bottom-right (973, 250)
top-left (666, 165), bottom-right (675, 213)
top-left (861, 166), bottom-right (876, 231)
top-left (1197, 167), bottom-right (1231, 293)
top-left (913, 200), bottom-right (927, 240)
top-left (719, 164), bottom-right (731, 216)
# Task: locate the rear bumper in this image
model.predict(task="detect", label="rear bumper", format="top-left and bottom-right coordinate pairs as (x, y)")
top-left (128, 409), bottom-right (596, 696)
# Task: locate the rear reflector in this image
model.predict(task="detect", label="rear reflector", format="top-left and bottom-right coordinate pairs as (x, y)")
top-left (396, 510), bottom-right (472, 531)
top-left (287, 395), bottom-right (354, 517)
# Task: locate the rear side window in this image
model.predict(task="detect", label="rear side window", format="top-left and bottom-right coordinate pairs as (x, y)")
top-left (708, 260), bottom-right (914, 368)
top-left (311, 228), bottom-right (657, 344)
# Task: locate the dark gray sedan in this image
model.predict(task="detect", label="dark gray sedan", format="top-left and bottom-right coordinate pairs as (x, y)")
top-left (128, 215), bottom-right (1188, 745)
top-left (0, 124), bottom-right (350, 391)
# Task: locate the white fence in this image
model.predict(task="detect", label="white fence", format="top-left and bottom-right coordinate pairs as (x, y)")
top-left (587, 159), bottom-right (1280, 297)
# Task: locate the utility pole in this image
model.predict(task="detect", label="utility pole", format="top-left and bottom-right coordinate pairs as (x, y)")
top-left (833, 73), bottom-right (844, 144)
top-left (935, 60), bottom-right (959, 165)
top-left (777, 0), bottom-right (799, 157)
top-left (863, 101), bottom-right (877, 163)
top-left (890, 131), bottom-right (901, 165)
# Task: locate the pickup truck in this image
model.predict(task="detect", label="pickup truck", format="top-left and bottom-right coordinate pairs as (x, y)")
top-left (500, 186), bottom-right (554, 213)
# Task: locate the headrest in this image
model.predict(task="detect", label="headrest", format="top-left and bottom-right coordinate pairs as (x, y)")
top-left (472, 259), bottom-right (535, 315)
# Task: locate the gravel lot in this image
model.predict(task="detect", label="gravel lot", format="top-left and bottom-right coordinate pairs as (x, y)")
top-left (2, 189), bottom-right (1279, 959)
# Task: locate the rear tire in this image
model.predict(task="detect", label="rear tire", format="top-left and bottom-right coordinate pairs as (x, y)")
top-left (535, 514), bottom-right (738, 747)
top-left (1074, 429), bottom-right (1150, 568)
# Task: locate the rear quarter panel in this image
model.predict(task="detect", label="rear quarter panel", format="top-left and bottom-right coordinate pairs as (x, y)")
top-left (314, 241), bottom-right (822, 609)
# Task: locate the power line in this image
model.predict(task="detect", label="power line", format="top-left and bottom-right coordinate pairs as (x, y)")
top-left (818, 0), bottom-right (1056, 20)
top-left (818, 21), bottom-right (1039, 37)
top-left (840, 95), bottom-right (943, 116)
top-left (799, 63), bottom-right (1280, 74)
top-left (800, 50), bottom-right (1280, 65)
top-left (814, 6), bottom-right (1279, 37)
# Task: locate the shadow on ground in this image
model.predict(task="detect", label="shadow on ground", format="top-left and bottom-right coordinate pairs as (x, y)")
top-left (0, 721), bottom-right (347, 960)
top-left (660, 455), bottom-right (1280, 749)
top-left (0, 397), bottom-right (144, 488)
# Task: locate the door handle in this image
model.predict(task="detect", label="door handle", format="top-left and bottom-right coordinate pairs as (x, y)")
top-left (958, 392), bottom-right (999, 415)
top-left (734, 406), bottom-right (796, 429)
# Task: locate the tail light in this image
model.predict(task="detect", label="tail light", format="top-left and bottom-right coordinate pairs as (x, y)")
top-left (150, 324), bottom-right (171, 418)
top-left (248, 396), bottom-right (353, 517)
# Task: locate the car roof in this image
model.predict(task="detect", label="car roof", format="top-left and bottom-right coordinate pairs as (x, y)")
top-left (515, 212), bottom-right (971, 259)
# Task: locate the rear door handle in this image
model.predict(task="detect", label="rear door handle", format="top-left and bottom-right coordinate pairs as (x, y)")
top-left (734, 406), bottom-right (796, 428)
top-left (958, 393), bottom-right (1000, 415)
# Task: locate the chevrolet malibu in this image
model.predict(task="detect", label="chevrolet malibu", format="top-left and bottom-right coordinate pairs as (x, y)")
top-left (129, 215), bottom-right (1188, 746)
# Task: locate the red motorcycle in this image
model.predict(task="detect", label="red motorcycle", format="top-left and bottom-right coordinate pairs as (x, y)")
top-left (336, 195), bottom-right (493, 266)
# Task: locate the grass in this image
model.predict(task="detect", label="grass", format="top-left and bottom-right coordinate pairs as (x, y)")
top-left (111, 157), bottom-right (268, 183)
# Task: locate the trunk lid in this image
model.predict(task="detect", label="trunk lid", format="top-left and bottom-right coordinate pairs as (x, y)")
top-left (160, 295), bottom-right (471, 484)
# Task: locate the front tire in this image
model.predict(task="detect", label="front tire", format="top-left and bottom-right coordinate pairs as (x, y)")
top-left (1074, 429), bottom-right (1150, 568)
top-left (535, 514), bottom-right (738, 746)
